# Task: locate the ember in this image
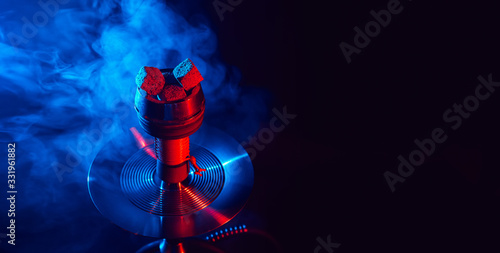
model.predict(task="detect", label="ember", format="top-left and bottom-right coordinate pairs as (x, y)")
top-left (173, 58), bottom-right (204, 91)
top-left (136, 66), bottom-right (165, 95)
top-left (159, 84), bottom-right (187, 102)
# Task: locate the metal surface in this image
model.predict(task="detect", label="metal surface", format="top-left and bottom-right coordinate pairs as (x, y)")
top-left (135, 84), bottom-right (205, 122)
top-left (160, 240), bottom-right (185, 253)
top-left (135, 84), bottom-right (205, 140)
top-left (136, 239), bottom-right (224, 253)
top-left (120, 144), bottom-right (224, 216)
top-left (88, 126), bottom-right (254, 239)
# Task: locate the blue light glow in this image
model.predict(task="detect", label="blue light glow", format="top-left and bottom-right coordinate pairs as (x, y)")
top-left (222, 154), bottom-right (248, 166)
top-left (0, 0), bottom-right (266, 252)
top-left (204, 224), bottom-right (247, 241)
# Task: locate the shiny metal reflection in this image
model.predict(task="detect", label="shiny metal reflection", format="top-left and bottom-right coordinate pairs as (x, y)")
top-left (88, 126), bottom-right (254, 239)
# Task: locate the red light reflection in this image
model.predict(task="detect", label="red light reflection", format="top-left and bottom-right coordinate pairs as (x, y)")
top-left (130, 127), bottom-right (155, 158)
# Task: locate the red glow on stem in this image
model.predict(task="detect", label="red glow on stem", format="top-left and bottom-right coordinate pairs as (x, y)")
top-left (130, 127), bottom-right (155, 158)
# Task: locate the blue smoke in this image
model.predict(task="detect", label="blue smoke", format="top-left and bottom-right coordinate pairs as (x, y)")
top-left (0, 0), bottom-right (267, 252)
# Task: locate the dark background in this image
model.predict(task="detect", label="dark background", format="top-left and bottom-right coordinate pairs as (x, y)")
top-left (2, 0), bottom-right (500, 252)
top-left (207, 0), bottom-right (500, 252)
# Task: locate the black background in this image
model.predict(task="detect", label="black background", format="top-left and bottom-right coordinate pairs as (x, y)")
top-left (2, 0), bottom-right (500, 252)
top-left (203, 0), bottom-right (500, 252)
